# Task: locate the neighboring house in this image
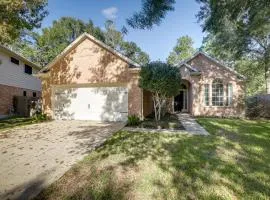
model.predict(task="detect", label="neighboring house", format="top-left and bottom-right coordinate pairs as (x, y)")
top-left (0, 45), bottom-right (41, 117)
top-left (37, 33), bottom-right (245, 122)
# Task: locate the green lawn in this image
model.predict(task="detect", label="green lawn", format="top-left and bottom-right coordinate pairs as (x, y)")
top-left (36, 118), bottom-right (270, 200)
top-left (0, 116), bottom-right (46, 131)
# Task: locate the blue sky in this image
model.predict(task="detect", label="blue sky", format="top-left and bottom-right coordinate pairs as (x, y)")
top-left (41, 0), bottom-right (205, 61)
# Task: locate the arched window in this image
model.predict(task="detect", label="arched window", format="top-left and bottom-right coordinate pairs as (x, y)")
top-left (212, 79), bottom-right (224, 106)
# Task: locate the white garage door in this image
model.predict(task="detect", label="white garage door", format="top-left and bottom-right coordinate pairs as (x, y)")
top-left (53, 87), bottom-right (128, 121)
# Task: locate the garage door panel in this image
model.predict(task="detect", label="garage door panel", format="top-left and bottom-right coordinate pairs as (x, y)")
top-left (53, 87), bottom-right (128, 121)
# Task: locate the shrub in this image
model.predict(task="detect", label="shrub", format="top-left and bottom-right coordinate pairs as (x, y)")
top-left (127, 115), bottom-right (140, 126)
top-left (34, 113), bottom-right (48, 121)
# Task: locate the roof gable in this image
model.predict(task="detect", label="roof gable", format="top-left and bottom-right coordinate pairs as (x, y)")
top-left (40, 33), bottom-right (140, 73)
top-left (178, 51), bottom-right (246, 80)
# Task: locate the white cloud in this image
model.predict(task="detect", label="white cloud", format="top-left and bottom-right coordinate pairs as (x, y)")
top-left (102, 7), bottom-right (118, 20)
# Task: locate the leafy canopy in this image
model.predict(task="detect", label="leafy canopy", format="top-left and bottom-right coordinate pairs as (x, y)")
top-left (200, 33), bottom-right (266, 96)
top-left (139, 61), bottom-right (181, 121)
top-left (197, 0), bottom-right (270, 93)
top-left (32, 17), bottom-right (104, 66)
top-left (13, 17), bottom-right (149, 67)
top-left (139, 61), bottom-right (181, 97)
top-left (103, 20), bottom-right (150, 66)
top-left (127, 0), bottom-right (175, 29)
top-left (0, 0), bottom-right (48, 44)
top-left (167, 35), bottom-right (195, 65)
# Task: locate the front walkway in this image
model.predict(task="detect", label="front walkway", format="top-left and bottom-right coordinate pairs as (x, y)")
top-left (177, 113), bottom-right (209, 135)
top-left (124, 114), bottom-right (209, 136)
top-left (0, 120), bottom-right (125, 200)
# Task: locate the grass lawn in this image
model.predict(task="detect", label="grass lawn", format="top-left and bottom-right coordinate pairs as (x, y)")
top-left (0, 116), bottom-right (46, 131)
top-left (36, 118), bottom-right (270, 200)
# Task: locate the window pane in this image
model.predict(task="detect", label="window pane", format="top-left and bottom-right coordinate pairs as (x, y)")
top-left (204, 84), bottom-right (209, 106)
top-left (25, 65), bottom-right (32, 75)
top-left (212, 79), bottom-right (224, 106)
top-left (11, 57), bottom-right (19, 65)
top-left (227, 83), bottom-right (233, 105)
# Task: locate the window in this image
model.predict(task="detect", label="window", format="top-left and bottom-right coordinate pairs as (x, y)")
top-left (23, 91), bottom-right (27, 96)
top-left (24, 64), bottom-right (32, 75)
top-left (204, 84), bottom-right (209, 106)
top-left (212, 79), bottom-right (224, 106)
top-left (227, 83), bottom-right (233, 106)
top-left (33, 92), bottom-right (37, 97)
top-left (10, 57), bottom-right (19, 65)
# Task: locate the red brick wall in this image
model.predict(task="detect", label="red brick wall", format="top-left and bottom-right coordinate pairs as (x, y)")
top-left (187, 54), bottom-right (245, 117)
top-left (0, 84), bottom-right (41, 115)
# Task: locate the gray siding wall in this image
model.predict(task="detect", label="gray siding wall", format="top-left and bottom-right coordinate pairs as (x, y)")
top-left (0, 51), bottom-right (41, 91)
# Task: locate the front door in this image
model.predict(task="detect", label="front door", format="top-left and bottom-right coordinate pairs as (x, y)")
top-left (174, 89), bottom-right (188, 112)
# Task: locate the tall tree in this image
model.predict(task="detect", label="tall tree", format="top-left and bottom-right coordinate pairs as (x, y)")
top-left (104, 20), bottom-right (123, 50)
top-left (127, 0), bottom-right (176, 29)
top-left (0, 0), bottom-right (48, 44)
top-left (197, 0), bottom-right (270, 93)
top-left (167, 35), bottom-right (195, 65)
top-left (14, 17), bottom-right (149, 67)
top-left (200, 34), bottom-right (236, 67)
top-left (103, 20), bottom-right (150, 65)
top-left (33, 17), bottom-right (105, 66)
top-left (120, 41), bottom-right (150, 66)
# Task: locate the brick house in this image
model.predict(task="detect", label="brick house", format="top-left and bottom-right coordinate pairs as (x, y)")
top-left (0, 45), bottom-right (41, 118)
top-left (37, 33), bottom-right (245, 121)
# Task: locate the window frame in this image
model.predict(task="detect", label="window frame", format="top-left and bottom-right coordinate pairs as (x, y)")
top-left (227, 83), bottom-right (233, 106)
top-left (204, 84), bottom-right (210, 106)
top-left (23, 91), bottom-right (27, 96)
top-left (24, 64), bottom-right (33, 75)
top-left (10, 57), bottom-right (19, 65)
top-left (212, 79), bottom-right (224, 106)
top-left (33, 92), bottom-right (37, 97)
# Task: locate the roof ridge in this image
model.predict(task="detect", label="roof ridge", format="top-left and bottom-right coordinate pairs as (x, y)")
top-left (178, 51), bottom-right (246, 79)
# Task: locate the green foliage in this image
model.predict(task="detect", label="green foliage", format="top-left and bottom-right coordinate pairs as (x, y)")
top-left (104, 20), bottom-right (123, 50)
top-left (127, 0), bottom-right (176, 29)
top-left (34, 113), bottom-right (48, 121)
top-left (139, 62), bottom-right (181, 120)
top-left (127, 115), bottom-right (141, 126)
top-left (34, 17), bottom-right (105, 66)
top-left (120, 41), bottom-right (150, 66)
top-left (197, 0), bottom-right (270, 93)
top-left (12, 17), bottom-right (149, 67)
top-left (139, 61), bottom-right (181, 97)
top-left (200, 34), bottom-right (266, 96)
top-left (234, 59), bottom-right (266, 96)
top-left (0, 0), bottom-right (48, 44)
top-left (104, 20), bottom-right (150, 66)
top-left (167, 35), bottom-right (195, 65)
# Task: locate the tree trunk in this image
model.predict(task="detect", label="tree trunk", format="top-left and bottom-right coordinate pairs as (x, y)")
top-left (152, 93), bottom-right (166, 121)
top-left (264, 59), bottom-right (270, 94)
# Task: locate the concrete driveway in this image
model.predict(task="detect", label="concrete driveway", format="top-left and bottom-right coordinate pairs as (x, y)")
top-left (0, 120), bottom-right (124, 200)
